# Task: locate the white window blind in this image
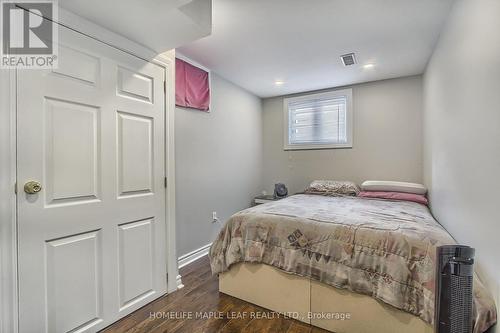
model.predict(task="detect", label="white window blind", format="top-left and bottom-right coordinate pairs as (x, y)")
top-left (284, 89), bottom-right (352, 150)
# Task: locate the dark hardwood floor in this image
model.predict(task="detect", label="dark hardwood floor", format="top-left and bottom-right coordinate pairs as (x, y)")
top-left (101, 256), bottom-right (330, 333)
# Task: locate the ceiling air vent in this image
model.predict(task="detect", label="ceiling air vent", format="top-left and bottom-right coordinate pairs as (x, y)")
top-left (340, 53), bottom-right (357, 66)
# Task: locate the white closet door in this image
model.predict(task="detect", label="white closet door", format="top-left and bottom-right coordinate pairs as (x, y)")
top-left (17, 23), bottom-right (167, 333)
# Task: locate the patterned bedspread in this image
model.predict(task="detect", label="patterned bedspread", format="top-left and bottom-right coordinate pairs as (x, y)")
top-left (209, 194), bottom-right (497, 332)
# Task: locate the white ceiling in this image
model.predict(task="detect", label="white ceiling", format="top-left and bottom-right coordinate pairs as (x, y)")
top-left (60, 0), bottom-right (212, 53)
top-left (178, 0), bottom-right (455, 98)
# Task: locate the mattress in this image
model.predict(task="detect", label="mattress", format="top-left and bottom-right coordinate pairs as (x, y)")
top-left (209, 194), bottom-right (497, 333)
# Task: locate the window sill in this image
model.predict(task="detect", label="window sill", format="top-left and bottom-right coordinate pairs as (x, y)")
top-left (283, 143), bottom-right (353, 151)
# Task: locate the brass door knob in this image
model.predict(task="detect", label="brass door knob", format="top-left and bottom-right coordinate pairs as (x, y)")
top-left (24, 181), bottom-right (42, 194)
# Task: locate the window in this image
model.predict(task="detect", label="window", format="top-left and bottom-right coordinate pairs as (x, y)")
top-left (283, 89), bottom-right (353, 150)
top-left (175, 57), bottom-right (210, 111)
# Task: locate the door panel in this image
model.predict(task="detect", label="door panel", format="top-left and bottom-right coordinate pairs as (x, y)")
top-left (46, 231), bottom-right (103, 333)
top-left (117, 112), bottom-right (154, 197)
top-left (53, 45), bottom-right (100, 86)
top-left (17, 22), bottom-right (167, 333)
top-left (118, 219), bottom-right (155, 311)
top-left (117, 66), bottom-right (154, 103)
top-left (44, 97), bottom-right (101, 205)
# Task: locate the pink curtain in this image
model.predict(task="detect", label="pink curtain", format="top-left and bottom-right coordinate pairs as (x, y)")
top-left (175, 58), bottom-right (210, 111)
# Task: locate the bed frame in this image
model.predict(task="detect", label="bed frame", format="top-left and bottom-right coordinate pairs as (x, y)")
top-left (219, 263), bottom-right (434, 333)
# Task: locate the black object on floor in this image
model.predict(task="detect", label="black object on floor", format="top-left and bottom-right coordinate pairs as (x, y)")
top-left (435, 245), bottom-right (475, 333)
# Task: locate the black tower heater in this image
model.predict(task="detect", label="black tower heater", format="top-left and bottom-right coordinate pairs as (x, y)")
top-left (435, 245), bottom-right (475, 333)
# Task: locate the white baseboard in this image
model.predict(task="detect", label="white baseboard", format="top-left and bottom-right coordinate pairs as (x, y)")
top-left (178, 243), bottom-right (212, 269)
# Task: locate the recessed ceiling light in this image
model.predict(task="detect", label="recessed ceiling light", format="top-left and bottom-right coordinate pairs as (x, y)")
top-left (274, 80), bottom-right (285, 86)
top-left (363, 63), bottom-right (375, 69)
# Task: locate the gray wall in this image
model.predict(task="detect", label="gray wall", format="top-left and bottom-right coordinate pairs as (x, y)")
top-left (175, 73), bottom-right (263, 258)
top-left (423, 0), bottom-right (500, 309)
top-left (262, 76), bottom-right (423, 195)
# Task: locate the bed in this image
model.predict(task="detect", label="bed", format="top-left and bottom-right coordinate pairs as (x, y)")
top-left (209, 194), bottom-right (497, 333)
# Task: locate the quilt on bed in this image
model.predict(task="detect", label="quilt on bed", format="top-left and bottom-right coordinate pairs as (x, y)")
top-left (209, 194), bottom-right (497, 333)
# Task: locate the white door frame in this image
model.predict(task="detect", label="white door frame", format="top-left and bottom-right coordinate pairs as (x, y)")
top-left (0, 8), bottom-right (179, 333)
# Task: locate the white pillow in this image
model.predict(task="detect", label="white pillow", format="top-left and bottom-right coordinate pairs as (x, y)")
top-left (361, 181), bottom-right (427, 195)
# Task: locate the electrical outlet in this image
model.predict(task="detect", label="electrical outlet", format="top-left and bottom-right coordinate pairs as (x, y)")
top-left (212, 211), bottom-right (218, 223)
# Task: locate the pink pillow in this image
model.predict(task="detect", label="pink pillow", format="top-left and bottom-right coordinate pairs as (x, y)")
top-left (358, 191), bottom-right (428, 205)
